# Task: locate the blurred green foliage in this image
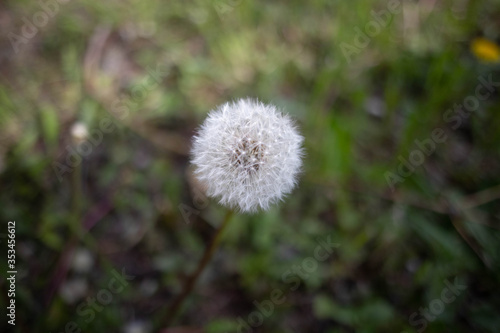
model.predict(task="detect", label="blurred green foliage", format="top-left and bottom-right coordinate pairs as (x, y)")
top-left (1, 0), bottom-right (500, 332)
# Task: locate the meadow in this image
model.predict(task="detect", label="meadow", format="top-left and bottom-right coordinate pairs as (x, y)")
top-left (0, 0), bottom-right (499, 332)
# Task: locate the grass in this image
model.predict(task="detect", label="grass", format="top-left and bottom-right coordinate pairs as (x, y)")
top-left (1, 0), bottom-right (500, 332)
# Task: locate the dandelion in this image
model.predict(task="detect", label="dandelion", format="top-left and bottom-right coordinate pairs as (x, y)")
top-left (70, 122), bottom-right (89, 144)
top-left (162, 99), bottom-right (304, 327)
top-left (191, 98), bottom-right (303, 212)
top-left (471, 37), bottom-right (500, 63)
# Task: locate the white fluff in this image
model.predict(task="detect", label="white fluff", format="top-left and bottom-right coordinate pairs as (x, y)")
top-left (191, 98), bottom-right (304, 212)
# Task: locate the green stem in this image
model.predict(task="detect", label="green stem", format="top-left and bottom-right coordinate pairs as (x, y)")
top-left (161, 209), bottom-right (234, 327)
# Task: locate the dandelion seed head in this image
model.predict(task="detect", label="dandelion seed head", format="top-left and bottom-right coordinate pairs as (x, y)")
top-left (191, 98), bottom-right (304, 212)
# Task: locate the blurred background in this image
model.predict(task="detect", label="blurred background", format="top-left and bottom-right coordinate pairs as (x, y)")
top-left (1, 0), bottom-right (500, 332)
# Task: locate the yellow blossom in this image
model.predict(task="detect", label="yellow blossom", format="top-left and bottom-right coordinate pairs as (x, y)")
top-left (471, 38), bottom-right (500, 63)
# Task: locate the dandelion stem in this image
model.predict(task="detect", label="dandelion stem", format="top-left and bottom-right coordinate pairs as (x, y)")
top-left (161, 209), bottom-right (234, 327)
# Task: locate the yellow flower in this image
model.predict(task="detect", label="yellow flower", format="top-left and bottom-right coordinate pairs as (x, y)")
top-left (471, 38), bottom-right (500, 63)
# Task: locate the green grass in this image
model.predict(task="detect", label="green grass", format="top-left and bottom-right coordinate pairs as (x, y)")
top-left (1, 0), bottom-right (500, 332)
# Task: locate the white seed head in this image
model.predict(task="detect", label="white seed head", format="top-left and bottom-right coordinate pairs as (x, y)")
top-left (70, 122), bottom-right (89, 144)
top-left (191, 98), bottom-right (303, 212)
